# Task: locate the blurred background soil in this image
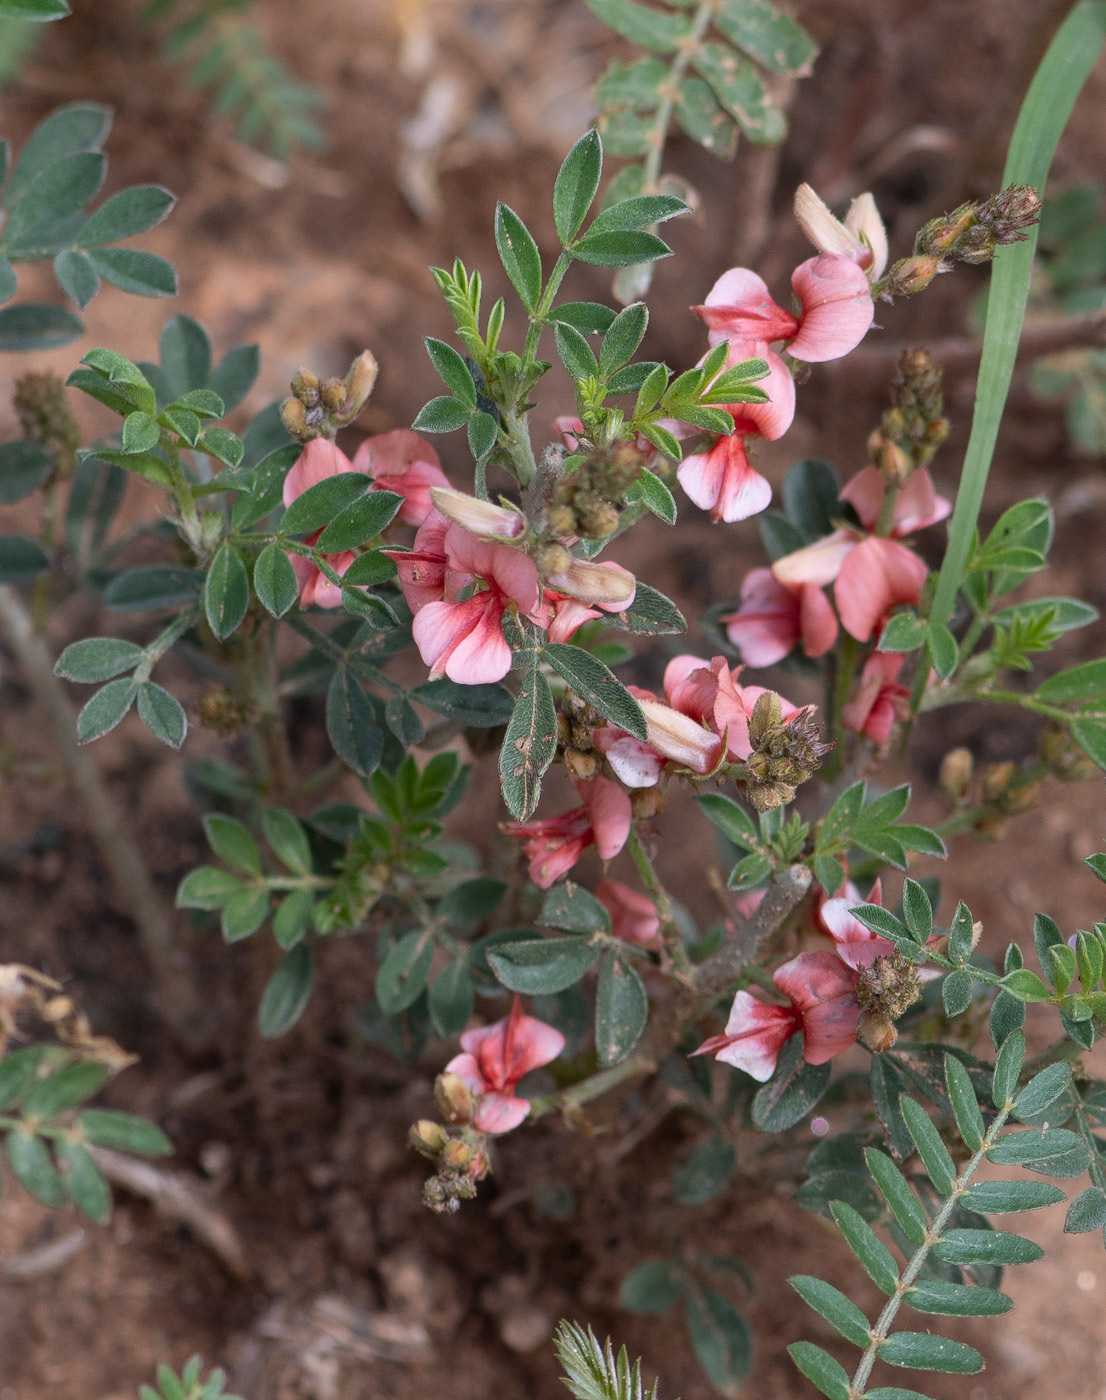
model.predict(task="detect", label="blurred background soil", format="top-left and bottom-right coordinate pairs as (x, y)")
top-left (2, 1), bottom-right (1106, 1397)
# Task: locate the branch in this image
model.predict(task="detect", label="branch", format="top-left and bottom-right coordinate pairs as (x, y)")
top-left (0, 584), bottom-right (212, 1051)
top-left (692, 863), bottom-right (812, 1000)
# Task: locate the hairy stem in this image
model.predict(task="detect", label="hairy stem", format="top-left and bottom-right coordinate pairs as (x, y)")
top-left (692, 862), bottom-right (812, 1000)
top-left (0, 584), bottom-right (212, 1051)
top-left (628, 825), bottom-right (693, 979)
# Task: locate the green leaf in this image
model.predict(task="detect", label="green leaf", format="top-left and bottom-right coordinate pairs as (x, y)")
top-left (7, 1130), bottom-right (66, 1206)
top-left (544, 641), bottom-right (646, 738)
top-left (3, 150), bottom-right (104, 254)
top-left (438, 877), bottom-right (506, 928)
top-left (258, 943), bottom-right (314, 1036)
top-left (0, 301), bottom-right (82, 350)
top-left (586, 0), bottom-right (691, 52)
top-left (204, 544), bottom-right (249, 641)
top-left (487, 937), bottom-right (599, 995)
top-left (928, 621), bottom-right (958, 679)
top-left (0, 1047), bottom-right (43, 1110)
top-left (987, 1126), bottom-right (1087, 1169)
top-left (425, 336), bottom-right (477, 407)
top-left (158, 315), bottom-right (212, 394)
top-left (948, 902), bottom-right (976, 966)
top-left (136, 681), bottom-right (186, 748)
top-left (175, 866), bottom-right (243, 910)
top-left (1036, 657), bottom-right (1106, 703)
top-left (992, 1027), bottom-right (1025, 1106)
top-left (1013, 1060), bottom-right (1071, 1121)
top-left (103, 565), bottom-right (203, 610)
top-left (77, 1109), bottom-right (172, 1156)
top-left (1064, 1185), bottom-right (1106, 1233)
top-left (619, 1259), bottom-right (681, 1314)
top-left (120, 410), bottom-right (160, 455)
top-left (0, 0), bottom-right (69, 18)
top-left (541, 882), bottom-right (611, 935)
top-left (786, 1342), bottom-right (850, 1400)
top-left (633, 466), bottom-right (677, 524)
top-left (714, 0), bottom-right (817, 74)
top-left (280, 473), bottom-right (369, 536)
top-left (684, 1290), bottom-right (752, 1395)
top-left (944, 1054), bottom-right (985, 1151)
top-left (752, 1034), bottom-right (831, 1132)
top-left (879, 610), bottom-right (928, 653)
top-left (696, 793), bottom-right (758, 850)
top-left (55, 1139), bottom-right (111, 1223)
top-left (599, 301), bottom-right (648, 377)
top-left (86, 247), bottom-right (177, 297)
top-left (23, 1062), bottom-right (109, 1119)
top-left (595, 950), bottom-right (647, 1065)
top-left (941, 968), bottom-right (974, 1018)
top-left (862, 1389), bottom-right (937, 1400)
top-left (607, 579), bottom-right (685, 634)
top-left (411, 677), bottom-right (514, 727)
top-left (55, 637), bottom-right (143, 682)
top-left (878, 1332), bottom-right (983, 1374)
top-left (316, 489), bottom-right (403, 552)
top-left (412, 395), bottom-right (472, 433)
top-left (554, 128), bottom-right (602, 246)
top-left (262, 808), bottom-right (312, 875)
top-left (7, 104), bottom-right (110, 206)
top-left (494, 202), bottom-right (542, 311)
top-left (203, 812), bottom-right (261, 875)
top-left (77, 185), bottom-right (175, 246)
top-left (932, 1227), bottom-right (1042, 1265)
top-left (159, 405), bottom-right (201, 446)
top-left (499, 667), bottom-right (557, 821)
top-left (548, 300), bottom-right (617, 335)
top-left (691, 42), bottom-right (782, 143)
top-left (901, 1096), bottom-right (956, 1195)
top-left (340, 549), bottom-right (395, 589)
top-left (993, 595), bottom-right (1098, 633)
top-left (675, 75), bottom-right (738, 157)
top-left (789, 1276), bottom-right (870, 1348)
top-left (429, 961), bottom-right (474, 1038)
top-left (906, 1278), bottom-right (1011, 1316)
top-left (208, 343), bottom-right (260, 413)
top-left (830, 1200), bottom-right (899, 1294)
top-left (1071, 716), bottom-right (1106, 771)
top-left (253, 542), bottom-right (298, 617)
top-left (376, 930), bottom-right (434, 1013)
top-left (0, 441), bottom-right (51, 508)
top-left (77, 677), bottom-right (137, 742)
top-left (999, 967), bottom-right (1053, 1002)
top-left (865, 1147), bottom-right (927, 1247)
top-left (196, 427), bottom-right (243, 468)
top-left (272, 889), bottom-right (313, 949)
top-left (901, 880), bottom-right (933, 943)
top-left (554, 321), bottom-right (599, 380)
top-left (222, 886), bottom-right (269, 943)
top-left (571, 229), bottom-right (672, 267)
top-left (960, 1179), bottom-right (1066, 1213)
top-left (326, 670), bottom-right (382, 776)
top-left (54, 248), bottom-right (99, 308)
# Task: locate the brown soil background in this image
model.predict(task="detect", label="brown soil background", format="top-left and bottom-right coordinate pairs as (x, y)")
top-left (2, 1), bottom-right (1106, 1397)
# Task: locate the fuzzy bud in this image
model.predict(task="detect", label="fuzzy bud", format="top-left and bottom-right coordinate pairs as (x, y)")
top-left (870, 432), bottom-right (912, 486)
top-left (563, 748), bottom-right (599, 781)
top-left (430, 487), bottom-right (525, 539)
top-left (857, 1009), bottom-right (898, 1053)
top-left (857, 951), bottom-right (922, 1023)
top-left (534, 542), bottom-right (573, 577)
top-left (341, 350), bottom-right (379, 420)
top-left (630, 786), bottom-right (664, 820)
top-left (280, 396), bottom-right (309, 439)
top-left (982, 760), bottom-right (1015, 802)
top-left (883, 255), bottom-right (943, 299)
top-left (546, 558), bottom-right (636, 608)
top-left (408, 1120), bottom-right (450, 1159)
top-left (13, 372), bottom-right (79, 477)
top-left (434, 1071), bottom-right (475, 1125)
top-left (441, 1138), bottom-right (475, 1171)
top-left (320, 378), bottom-right (346, 412)
top-left (741, 701), bottom-right (832, 811)
top-left (290, 369), bottom-right (320, 401)
top-left (939, 746), bottom-right (973, 802)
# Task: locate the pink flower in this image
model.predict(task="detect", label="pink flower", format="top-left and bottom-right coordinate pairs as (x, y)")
top-left (593, 685), bottom-right (668, 789)
top-left (677, 341), bottom-right (795, 523)
top-left (694, 257), bottom-right (874, 365)
top-left (691, 950), bottom-right (859, 1081)
top-left (389, 519), bottom-right (539, 685)
top-left (445, 997), bottom-right (565, 1134)
top-left (283, 439), bottom-right (360, 608)
top-left (770, 464), bottom-right (949, 644)
top-left (506, 775), bottom-right (632, 888)
top-left (794, 184), bottom-right (888, 283)
top-left (597, 878), bottom-right (660, 947)
top-left (721, 567), bottom-right (838, 666)
top-left (841, 651), bottom-right (911, 746)
top-left (818, 877), bottom-right (891, 971)
top-left (637, 698), bottom-right (724, 774)
top-left (545, 559), bottom-right (637, 610)
top-left (663, 653), bottom-right (800, 761)
top-left (352, 428), bottom-right (450, 527)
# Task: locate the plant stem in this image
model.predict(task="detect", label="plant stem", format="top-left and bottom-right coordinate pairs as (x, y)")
top-left (0, 585), bottom-right (212, 1051)
top-left (692, 862), bottom-right (812, 1000)
top-left (627, 825), bottom-right (693, 979)
top-left (847, 1100), bottom-right (1013, 1397)
top-left (528, 1054), bottom-right (651, 1120)
top-left (30, 478), bottom-right (56, 632)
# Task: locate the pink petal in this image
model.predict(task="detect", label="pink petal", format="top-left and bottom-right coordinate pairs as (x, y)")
top-left (444, 1051), bottom-right (487, 1097)
top-left (443, 526), bottom-right (540, 614)
top-left (691, 990), bottom-right (797, 1082)
top-left (599, 734), bottom-right (665, 788)
top-left (530, 831), bottom-right (590, 889)
top-left (283, 438), bottom-right (355, 507)
top-left (893, 468), bottom-right (951, 535)
top-left (678, 434), bottom-right (773, 523)
top-left (799, 583), bottom-right (839, 656)
top-left (352, 429), bottom-right (450, 526)
top-left (581, 775), bottom-right (633, 861)
top-left (473, 1092), bottom-right (533, 1134)
top-left (547, 597), bottom-right (602, 642)
top-left (693, 268), bottom-right (799, 347)
top-left (598, 878), bottom-right (660, 946)
top-left (839, 466), bottom-right (886, 532)
top-left (721, 569), bottom-right (800, 667)
top-left (772, 528), bottom-right (857, 589)
top-left (773, 950), bottom-right (859, 1065)
top-left (387, 548), bottom-right (448, 613)
top-left (788, 255), bottom-right (874, 363)
top-left (835, 537), bottom-right (927, 642)
top-left (502, 1012), bottom-right (566, 1082)
top-left (638, 700), bottom-right (722, 773)
top-left (412, 594), bottom-right (511, 684)
top-left (725, 345), bottom-right (796, 441)
top-left (553, 416), bottom-right (585, 450)
top-left (663, 654), bottom-right (716, 721)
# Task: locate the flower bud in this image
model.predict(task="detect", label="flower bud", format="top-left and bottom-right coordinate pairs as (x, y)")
top-left (320, 378), bottom-right (346, 412)
top-left (563, 748), bottom-right (599, 781)
top-left (637, 699), bottom-right (722, 775)
top-left (630, 786), bottom-right (664, 820)
top-left (280, 396), bottom-right (309, 439)
top-left (546, 559), bottom-right (636, 608)
top-left (408, 1120), bottom-right (450, 1159)
top-left (982, 760), bottom-right (1014, 802)
top-left (340, 350), bottom-right (379, 420)
top-left (434, 1071), bottom-right (475, 1125)
top-left (873, 434), bottom-right (912, 487)
top-left (290, 368), bottom-right (320, 401)
top-left (857, 1009), bottom-right (898, 1053)
top-left (884, 255), bottom-right (943, 298)
top-left (939, 746), bottom-right (973, 802)
top-left (441, 1138), bottom-right (475, 1171)
top-left (429, 487), bottom-right (525, 539)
